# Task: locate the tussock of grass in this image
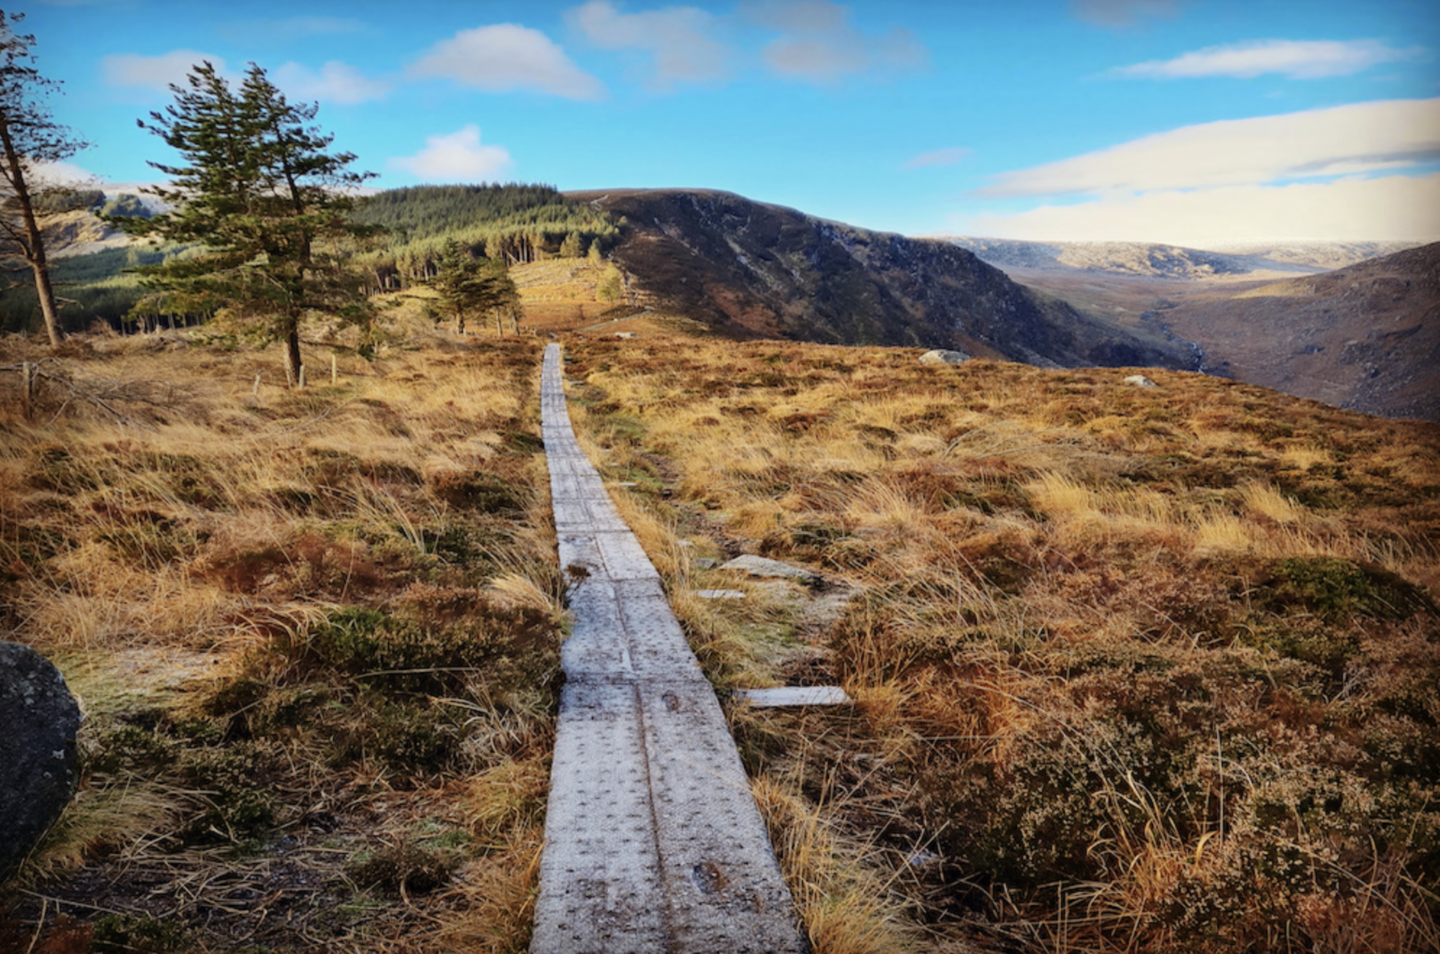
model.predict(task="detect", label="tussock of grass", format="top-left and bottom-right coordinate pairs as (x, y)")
top-left (567, 334), bottom-right (1440, 953)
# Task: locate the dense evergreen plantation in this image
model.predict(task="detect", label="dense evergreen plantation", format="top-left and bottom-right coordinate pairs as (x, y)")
top-left (352, 184), bottom-right (617, 290)
top-left (0, 244), bottom-right (189, 333)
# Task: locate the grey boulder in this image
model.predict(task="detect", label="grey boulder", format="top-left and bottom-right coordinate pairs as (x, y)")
top-left (0, 641), bottom-right (83, 883)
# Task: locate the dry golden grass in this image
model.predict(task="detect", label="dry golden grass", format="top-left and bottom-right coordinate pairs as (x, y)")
top-left (0, 320), bottom-right (561, 952)
top-left (563, 333), bottom-right (1440, 954)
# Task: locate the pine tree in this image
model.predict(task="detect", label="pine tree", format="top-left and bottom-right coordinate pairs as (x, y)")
top-left (114, 62), bottom-right (377, 385)
top-left (559, 230), bottom-right (582, 258)
top-left (0, 11), bottom-right (89, 347)
top-left (426, 240), bottom-right (520, 337)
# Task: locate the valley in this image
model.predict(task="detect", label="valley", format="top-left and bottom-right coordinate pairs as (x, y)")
top-left (952, 237), bottom-right (1439, 420)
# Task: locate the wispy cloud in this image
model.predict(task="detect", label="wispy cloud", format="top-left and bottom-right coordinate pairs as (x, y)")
top-left (409, 24), bottom-right (605, 100)
top-left (219, 16), bottom-right (368, 42)
top-left (903, 146), bottom-right (971, 170)
top-left (1071, 0), bottom-right (1180, 29)
top-left (742, 0), bottom-right (926, 84)
top-left (100, 49), bottom-right (225, 93)
top-left (957, 174), bottom-right (1440, 246)
top-left (389, 125), bottom-right (513, 181)
top-left (979, 99), bottom-right (1440, 197)
top-left (1111, 38), bottom-right (1421, 80)
top-left (567, 1), bottom-right (730, 88)
top-left (274, 62), bottom-right (390, 105)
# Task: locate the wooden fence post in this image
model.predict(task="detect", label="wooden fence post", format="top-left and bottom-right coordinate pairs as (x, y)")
top-left (21, 361), bottom-right (33, 421)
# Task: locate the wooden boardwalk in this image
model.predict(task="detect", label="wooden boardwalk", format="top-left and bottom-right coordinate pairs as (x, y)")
top-left (530, 344), bottom-right (809, 954)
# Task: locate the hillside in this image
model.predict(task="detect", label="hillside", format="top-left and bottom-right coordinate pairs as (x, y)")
top-left (1158, 242), bottom-right (1440, 421)
top-left (570, 189), bottom-right (1198, 369)
top-left (953, 237), bottom-right (1439, 421)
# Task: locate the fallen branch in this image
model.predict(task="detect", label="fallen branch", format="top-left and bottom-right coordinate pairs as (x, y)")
top-left (2, 358), bottom-right (189, 428)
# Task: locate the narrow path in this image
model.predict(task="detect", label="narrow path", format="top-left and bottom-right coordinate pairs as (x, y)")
top-left (532, 344), bottom-right (809, 954)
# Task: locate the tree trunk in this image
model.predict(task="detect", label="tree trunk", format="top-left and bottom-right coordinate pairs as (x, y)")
top-left (0, 118), bottom-right (64, 347)
top-left (282, 317), bottom-right (303, 388)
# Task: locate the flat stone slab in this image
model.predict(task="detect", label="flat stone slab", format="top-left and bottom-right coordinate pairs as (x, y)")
top-left (694, 589), bottom-right (747, 600)
top-left (734, 686), bottom-right (854, 708)
top-left (719, 554), bottom-right (817, 581)
top-left (532, 344), bottom-right (808, 954)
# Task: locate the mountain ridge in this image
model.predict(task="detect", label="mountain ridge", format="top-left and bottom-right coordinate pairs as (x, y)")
top-left (946, 236), bottom-right (1426, 280)
top-left (570, 188), bottom-right (1197, 370)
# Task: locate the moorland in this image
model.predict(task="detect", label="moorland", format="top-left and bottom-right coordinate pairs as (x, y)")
top-left (2, 184), bottom-right (1438, 954)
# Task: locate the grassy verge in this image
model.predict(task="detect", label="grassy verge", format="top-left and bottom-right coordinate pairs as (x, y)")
top-left (0, 316), bottom-right (562, 953)
top-left (563, 333), bottom-right (1440, 954)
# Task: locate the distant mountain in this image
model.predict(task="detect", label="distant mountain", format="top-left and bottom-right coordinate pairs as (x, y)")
top-left (1158, 242), bottom-right (1440, 421)
top-left (572, 189), bottom-right (1197, 370)
top-left (948, 237), bottom-right (1426, 280)
top-left (1206, 241), bottom-right (1427, 272)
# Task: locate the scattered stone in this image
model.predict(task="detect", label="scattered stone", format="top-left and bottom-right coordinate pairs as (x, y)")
top-left (695, 589), bottom-right (747, 600)
top-left (611, 481), bottom-right (639, 487)
top-left (677, 540), bottom-right (695, 548)
top-left (919, 349), bottom-right (970, 365)
top-left (614, 331), bottom-right (638, 339)
top-left (719, 554), bottom-right (817, 581)
top-left (734, 686), bottom-right (853, 707)
top-left (1124, 374), bottom-right (1158, 388)
top-left (693, 557), bottom-right (719, 569)
top-left (1, 641), bottom-right (83, 883)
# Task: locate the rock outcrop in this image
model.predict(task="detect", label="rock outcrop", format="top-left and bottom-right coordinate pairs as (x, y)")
top-left (920, 349), bottom-right (971, 365)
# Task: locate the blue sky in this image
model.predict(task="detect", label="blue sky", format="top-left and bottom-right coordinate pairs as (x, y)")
top-left (20, 0), bottom-right (1440, 246)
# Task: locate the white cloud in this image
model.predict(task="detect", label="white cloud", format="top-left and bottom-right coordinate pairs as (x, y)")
top-left (1071, 0), bottom-right (1179, 28)
top-left (742, 0), bottom-right (926, 83)
top-left (388, 125), bottom-right (513, 182)
top-left (980, 99), bottom-right (1440, 197)
top-left (274, 62), bottom-right (390, 105)
top-left (409, 24), bottom-right (604, 100)
top-left (903, 146), bottom-right (971, 169)
top-left (101, 50), bottom-right (226, 93)
top-left (567, 1), bottom-right (729, 87)
top-left (956, 174), bottom-right (1440, 247)
top-left (1112, 39), bottom-right (1419, 80)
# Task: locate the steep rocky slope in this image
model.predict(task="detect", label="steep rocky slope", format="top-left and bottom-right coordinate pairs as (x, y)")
top-left (570, 189), bottom-right (1196, 369)
top-left (1160, 241), bottom-right (1440, 421)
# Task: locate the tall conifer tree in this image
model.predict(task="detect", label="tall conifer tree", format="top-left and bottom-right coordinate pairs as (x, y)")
top-left (116, 62), bottom-right (377, 385)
